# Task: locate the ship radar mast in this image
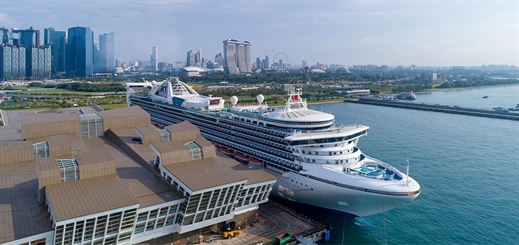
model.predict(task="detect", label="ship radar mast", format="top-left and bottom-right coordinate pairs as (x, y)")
top-left (285, 87), bottom-right (307, 111)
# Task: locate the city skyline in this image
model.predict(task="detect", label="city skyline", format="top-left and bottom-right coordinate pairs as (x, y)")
top-left (0, 0), bottom-right (517, 66)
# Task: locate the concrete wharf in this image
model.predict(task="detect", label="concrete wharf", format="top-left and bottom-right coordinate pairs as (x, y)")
top-left (345, 98), bottom-right (519, 121)
top-left (136, 200), bottom-right (329, 245)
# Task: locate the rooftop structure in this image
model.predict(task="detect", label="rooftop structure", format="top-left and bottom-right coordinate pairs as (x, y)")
top-left (0, 105), bottom-right (276, 245)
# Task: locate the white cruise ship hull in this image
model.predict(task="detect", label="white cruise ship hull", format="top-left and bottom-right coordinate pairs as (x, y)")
top-left (267, 169), bottom-right (417, 217)
top-left (126, 79), bottom-right (420, 217)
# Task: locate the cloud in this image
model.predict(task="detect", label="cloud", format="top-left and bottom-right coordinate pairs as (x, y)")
top-left (0, 12), bottom-right (22, 27)
top-left (421, 45), bottom-right (431, 49)
top-left (364, 37), bottom-right (371, 42)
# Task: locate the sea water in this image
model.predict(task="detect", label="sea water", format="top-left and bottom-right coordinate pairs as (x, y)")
top-left (300, 85), bottom-right (519, 244)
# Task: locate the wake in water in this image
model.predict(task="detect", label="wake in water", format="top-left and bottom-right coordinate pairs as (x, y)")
top-left (354, 217), bottom-right (374, 228)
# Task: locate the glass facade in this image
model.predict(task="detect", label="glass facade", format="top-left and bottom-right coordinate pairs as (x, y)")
top-left (53, 208), bottom-right (136, 245)
top-left (98, 32), bottom-right (115, 73)
top-left (133, 204), bottom-right (178, 235)
top-left (66, 27), bottom-right (93, 78)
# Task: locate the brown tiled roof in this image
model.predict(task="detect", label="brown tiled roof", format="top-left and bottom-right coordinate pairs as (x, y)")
top-left (0, 126), bottom-right (22, 141)
top-left (215, 151), bottom-right (277, 186)
top-left (135, 126), bottom-right (160, 137)
top-left (19, 113), bottom-right (79, 125)
top-left (0, 141), bottom-right (33, 152)
top-left (82, 135), bottom-right (184, 208)
top-left (150, 141), bottom-right (186, 154)
top-left (67, 133), bottom-right (91, 156)
top-left (35, 156), bottom-right (58, 172)
top-left (97, 106), bottom-right (148, 119)
top-left (46, 175), bottom-right (139, 222)
top-left (46, 134), bottom-right (72, 146)
top-left (75, 147), bottom-right (114, 166)
top-left (193, 136), bottom-right (214, 148)
top-left (0, 161), bottom-right (53, 244)
top-left (165, 120), bottom-right (199, 133)
top-left (163, 157), bottom-right (248, 192)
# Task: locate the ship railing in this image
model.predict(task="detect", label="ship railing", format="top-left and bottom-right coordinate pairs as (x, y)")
top-left (362, 156), bottom-right (405, 177)
top-left (287, 124), bottom-right (365, 136)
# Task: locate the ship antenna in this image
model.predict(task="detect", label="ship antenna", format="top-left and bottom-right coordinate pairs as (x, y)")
top-left (405, 157), bottom-right (410, 186)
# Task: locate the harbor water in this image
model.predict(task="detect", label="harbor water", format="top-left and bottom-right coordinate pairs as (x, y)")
top-left (295, 85), bottom-right (519, 244)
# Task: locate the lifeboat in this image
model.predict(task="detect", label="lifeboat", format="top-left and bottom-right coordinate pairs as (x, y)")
top-left (219, 147), bottom-right (234, 156)
top-left (249, 157), bottom-right (261, 165)
top-left (234, 152), bottom-right (250, 162)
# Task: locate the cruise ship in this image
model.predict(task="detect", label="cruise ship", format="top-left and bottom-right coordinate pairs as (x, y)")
top-left (125, 77), bottom-right (421, 217)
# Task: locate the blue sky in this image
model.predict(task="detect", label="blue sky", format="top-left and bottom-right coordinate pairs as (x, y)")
top-left (0, 0), bottom-right (517, 67)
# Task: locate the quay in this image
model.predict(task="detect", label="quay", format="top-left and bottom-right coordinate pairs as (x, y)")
top-left (136, 200), bottom-right (330, 245)
top-left (345, 98), bottom-right (519, 121)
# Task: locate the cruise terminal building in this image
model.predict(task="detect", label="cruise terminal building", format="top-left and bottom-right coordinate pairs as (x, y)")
top-left (0, 106), bottom-right (276, 245)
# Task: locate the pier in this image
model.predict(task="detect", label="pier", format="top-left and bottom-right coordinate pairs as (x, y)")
top-left (344, 98), bottom-right (519, 121)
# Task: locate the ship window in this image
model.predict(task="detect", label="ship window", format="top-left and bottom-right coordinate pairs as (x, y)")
top-left (312, 159), bottom-right (315, 162)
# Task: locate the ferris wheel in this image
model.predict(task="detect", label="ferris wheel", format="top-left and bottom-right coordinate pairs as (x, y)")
top-left (273, 52), bottom-right (290, 70)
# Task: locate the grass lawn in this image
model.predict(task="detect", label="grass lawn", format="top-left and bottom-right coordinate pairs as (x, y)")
top-left (6, 89), bottom-right (109, 95)
top-left (98, 103), bottom-right (127, 110)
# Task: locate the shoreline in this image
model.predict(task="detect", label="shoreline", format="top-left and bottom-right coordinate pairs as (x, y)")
top-left (423, 83), bottom-right (519, 93)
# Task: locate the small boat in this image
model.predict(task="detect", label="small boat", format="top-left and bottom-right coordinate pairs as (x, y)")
top-left (234, 152), bottom-right (250, 162)
top-left (219, 147), bottom-right (234, 156)
top-left (249, 157), bottom-right (261, 165)
top-left (482, 96), bottom-right (488, 99)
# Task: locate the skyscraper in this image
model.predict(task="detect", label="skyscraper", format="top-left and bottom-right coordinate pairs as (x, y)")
top-left (98, 31), bottom-right (115, 73)
top-left (223, 40), bottom-right (239, 75)
top-left (186, 49), bottom-right (194, 67)
top-left (44, 28), bottom-right (66, 75)
top-left (66, 26), bottom-right (94, 78)
top-left (222, 39), bottom-right (251, 75)
top-left (194, 49), bottom-right (201, 66)
top-left (150, 46), bottom-right (158, 71)
top-left (235, 41), bottom-right (251, 73)
top-left (13, 27), bottom-right (39, 79)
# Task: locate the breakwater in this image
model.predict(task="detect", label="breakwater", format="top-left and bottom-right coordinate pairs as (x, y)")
top-left (344, 98), bottom-right (519, 121)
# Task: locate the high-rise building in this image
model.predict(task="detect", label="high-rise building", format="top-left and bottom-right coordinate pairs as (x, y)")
top-left (302, 60), bottom-right (307, 68)
top-left (262, 55), bottom-right (270, 69)
top-left (222, 39), bottom-right (251, 75)
top-left (97, 31), bottom-right (115, 73)
top-left (194, 49), bottom-right (201, 66)
top-left (186, 49), bottom-right (194, 67)
top-left (223, 40), bottom-right (239, 75)
top-left (66, 26), bottom-right (94, 78)
top-left (0, 43), bottom-right (26, 80)
top-left (255, 57), bottom-right (261, 70)
top-left (150, 46), bottom-right (158, 71)
top-left (13, 27), bottom-right (39, 79)
top-left (44, 28), bottom-right (66, 75)
top-left (214, 53), bottom-right (224, 68)
top-left (0, 27), bottom-right (11, 44)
